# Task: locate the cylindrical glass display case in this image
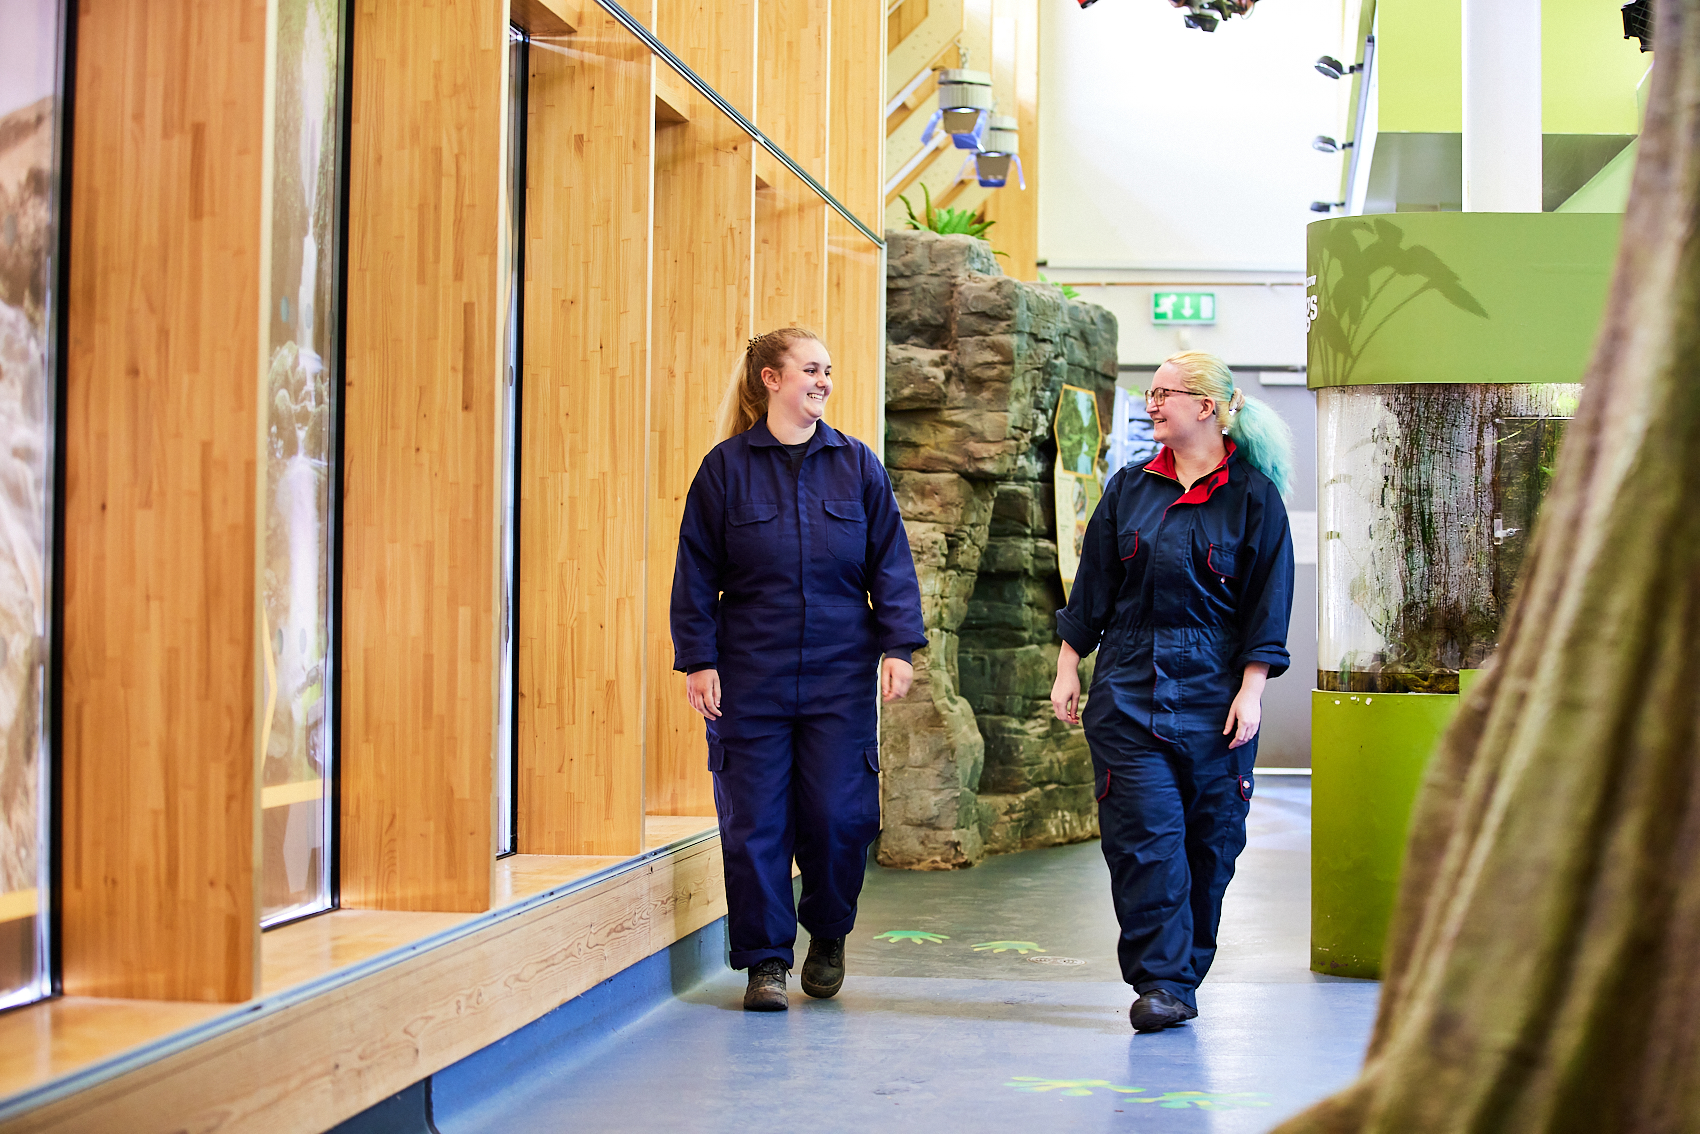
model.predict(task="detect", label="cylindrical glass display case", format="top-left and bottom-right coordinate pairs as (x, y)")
top-left (1317, 383), bottom-right (1580, 693)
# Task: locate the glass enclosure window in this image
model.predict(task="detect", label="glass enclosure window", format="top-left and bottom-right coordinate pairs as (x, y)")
top-left (260, 0), bottom-right (347, 925)
top-left (1317, 383), bottom-right (1579, 694)
top-left (0, 0), bottom-right (64, 1009)
top-left (497, 26), bottom-right (527, 856)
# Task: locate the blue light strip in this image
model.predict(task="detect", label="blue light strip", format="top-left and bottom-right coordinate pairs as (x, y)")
top-left (590, 0), bottom-right (885, 248)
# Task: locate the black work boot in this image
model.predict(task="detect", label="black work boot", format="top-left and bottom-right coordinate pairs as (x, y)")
top-left (1128, 989), bottom-right (1198, 1033)
top-left (800, 935), bottom-right (846, 999)
top-left (743, 959), bottom-right (789, 1011)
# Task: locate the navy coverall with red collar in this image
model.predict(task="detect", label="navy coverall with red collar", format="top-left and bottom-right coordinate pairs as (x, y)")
top-left (671, 419), bottom-right (927, 971)
top-left (1056, 440), bottom-right (1293, 1011)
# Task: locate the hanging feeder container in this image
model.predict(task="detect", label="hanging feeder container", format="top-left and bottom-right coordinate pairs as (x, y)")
top-left (973, 115), bottom-right (1025, 188)
top-left (921, 69), bottom-right (994, 150)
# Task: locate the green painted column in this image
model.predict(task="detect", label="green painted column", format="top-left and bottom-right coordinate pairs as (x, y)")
top-left (1311, 689), bottom-right (1461, 978)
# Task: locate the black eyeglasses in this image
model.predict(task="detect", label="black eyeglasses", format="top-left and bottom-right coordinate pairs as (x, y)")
top-left (1142, 386), bottom-right (1206, 407)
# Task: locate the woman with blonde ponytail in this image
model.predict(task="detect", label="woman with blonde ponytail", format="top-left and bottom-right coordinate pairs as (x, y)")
top-left (671, 327), bottom-right (926, 1013)
top-left (1050, 349), bottom-right (1295, 1035)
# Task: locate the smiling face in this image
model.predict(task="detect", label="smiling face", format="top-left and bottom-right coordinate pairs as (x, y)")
top-left (1145, 359), bottom-right (1217, 447)
top-left (761, 338), bottom-right (833, 431)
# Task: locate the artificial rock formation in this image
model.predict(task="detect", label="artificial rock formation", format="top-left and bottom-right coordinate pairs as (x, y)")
top-left (878, 230), bottom-right (1118, 869)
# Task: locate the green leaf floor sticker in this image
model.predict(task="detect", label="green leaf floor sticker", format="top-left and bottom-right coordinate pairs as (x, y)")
top-left (972, 941), bottom-right (1047, 954)
top-left (1005, 1080), bottom-right (1271, 1109)
top-left (874, 930), bottom-right (950, 944)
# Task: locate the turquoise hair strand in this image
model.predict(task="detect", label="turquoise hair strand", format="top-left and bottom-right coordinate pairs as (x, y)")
top-left (1225, 392), bottom-right (1294, 498)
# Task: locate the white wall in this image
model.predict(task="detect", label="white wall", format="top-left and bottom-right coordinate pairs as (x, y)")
top-left (1038, 0), bottom-right (1348, 272)
top-left (1062, 278), bottom-right (1308, 367)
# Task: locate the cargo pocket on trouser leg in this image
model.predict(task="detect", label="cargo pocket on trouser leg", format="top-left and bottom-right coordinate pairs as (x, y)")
top-left (1235, 772), bottom-right (1253, 802)
top-left (1096, 769), bottom-right (1112, 802)
top-left (707, 743), bottom-right (725, 772)
top-left (860, 745), bottom-right (883, 824)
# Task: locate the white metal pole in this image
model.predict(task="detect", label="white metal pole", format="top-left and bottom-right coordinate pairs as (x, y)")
top-left (1461, 0), bottom-right (1543, 212)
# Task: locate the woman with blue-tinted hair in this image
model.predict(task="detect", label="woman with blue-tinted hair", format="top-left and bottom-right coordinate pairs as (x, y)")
top-left (1051, 350), bottom-right (1295, 1034)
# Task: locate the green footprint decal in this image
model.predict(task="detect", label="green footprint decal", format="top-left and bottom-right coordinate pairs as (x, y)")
top-left (973, 941), bottom-right (1047, 954)
top-left (875, 930), bottom-right (950, 944)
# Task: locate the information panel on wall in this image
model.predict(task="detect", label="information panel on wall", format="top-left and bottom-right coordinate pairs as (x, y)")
top-left (0, 0), bottom-right (63, 1009)
top-left (259, 0), bottom-right (346, 926)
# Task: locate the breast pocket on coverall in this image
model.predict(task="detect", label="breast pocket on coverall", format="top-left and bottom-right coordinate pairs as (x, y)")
top-left (727, 502), bottom-right (778, 565)
top-left (823, 499), bottom-right (867, 564)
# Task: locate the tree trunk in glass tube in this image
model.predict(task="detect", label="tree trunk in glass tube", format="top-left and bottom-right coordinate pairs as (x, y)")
top-left (1276, 2), bottom-right (1700, 1128)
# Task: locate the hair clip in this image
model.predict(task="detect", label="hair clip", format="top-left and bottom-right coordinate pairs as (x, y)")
top-left (747, 335), bottom-right (763, 351)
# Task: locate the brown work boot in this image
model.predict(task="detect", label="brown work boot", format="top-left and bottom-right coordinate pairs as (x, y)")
top-left (743, 958), bottom-right (789, 1011)
top-left (800, 935), bottom-right (846, 999)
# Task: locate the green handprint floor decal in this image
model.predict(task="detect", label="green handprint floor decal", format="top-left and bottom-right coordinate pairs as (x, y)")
top-left (972, 941), bottom-right (1047, 954)
top-left (1004, 1080), bottom-right (1271, 1109)
top-left (1005, 1078), bottom-right (1146, 1097)
top-left (874, 930), bottom-right (950, 944)
top-left (1131, 1091), bottom-right (1271, 1110)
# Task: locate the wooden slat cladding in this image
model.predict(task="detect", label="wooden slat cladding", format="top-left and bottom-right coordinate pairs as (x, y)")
top-left (757, 0), bottom-right (830, 183)
top-left (60, 0), bottom-right (266, 1002)
top-left (516, 7), bottom-right (654, 855)
top-left (339, 0), bottom-right (504, 911)
top-left (830, 0), bottom-right (887, 226)
top-left (656, 0), bottom-right (755, 117)
top-left (977, 0), bottom-right (1040, 280)
top-left (646, 76), bottom-right (755, 819)
top-left (825, 216), bottom-right (885, 452)
top-left (755, 160), bottom-right (829, 335)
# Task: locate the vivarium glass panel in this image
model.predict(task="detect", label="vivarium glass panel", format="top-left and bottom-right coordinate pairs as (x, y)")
top-left (1317, 383), bottom-right (1579, 694)
top-left (0, 0), bottom-right (63, 1009)
top-left (260, 0), bottom-right (346, 925)
top-left (496, 26), bottom-right (528, 856)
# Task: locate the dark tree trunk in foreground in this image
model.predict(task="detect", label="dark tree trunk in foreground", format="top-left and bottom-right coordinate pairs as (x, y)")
top-left (1276, 3), bottom-right (1700, 1131)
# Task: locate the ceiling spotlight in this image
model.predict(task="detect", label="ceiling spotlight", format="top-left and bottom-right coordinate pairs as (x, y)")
top-left (1312, 135), bottom-right (1352, 153)
top-left (1315, 55), bottom-right (1361, 79)
top-left (1622, 0), bottom-right (1652, 52)
top-left (1310, 200), bottom-right (1345, 213)
top-left (1174, 0), bottom-right (1257, 33)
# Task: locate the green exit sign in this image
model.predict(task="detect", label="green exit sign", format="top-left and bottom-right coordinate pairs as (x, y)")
top-left (1152, 291), bottom-right (1216, 325)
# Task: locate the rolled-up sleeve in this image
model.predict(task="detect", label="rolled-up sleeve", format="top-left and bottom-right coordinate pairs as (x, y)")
top-left (1054, 471), bottom-right (1125, 657)
top-left (1232, 485), bottom-right (1294, 679)
top-left (862, 448), bottom-right (927, 661)
top-left (670, 452), bottom-right (727, 672)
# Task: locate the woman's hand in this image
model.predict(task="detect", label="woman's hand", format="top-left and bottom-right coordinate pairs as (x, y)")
top-left (686, 669), bottom-right (722, 720)
top-left (1051, 642), bottom-right (1083, 723)
top-left (1223, 662), bottom-right (1270, 749)
top-left (881, 657), bottom-right (914, 702)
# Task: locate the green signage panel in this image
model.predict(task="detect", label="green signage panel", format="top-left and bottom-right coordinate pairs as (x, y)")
top-left (1305, 211), bottom-right (1622, 389)
top-left (1152, 291), bottom-right (1215, 325)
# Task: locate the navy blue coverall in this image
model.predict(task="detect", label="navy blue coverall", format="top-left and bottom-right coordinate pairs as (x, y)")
top-left (1056, 441), bottom-right (1293, 1011)
top-left (671, 419), bottom-right (927, 971)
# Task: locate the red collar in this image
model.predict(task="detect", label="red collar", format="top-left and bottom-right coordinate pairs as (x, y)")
top-left (1144, 439), bottom-right (1235, 511)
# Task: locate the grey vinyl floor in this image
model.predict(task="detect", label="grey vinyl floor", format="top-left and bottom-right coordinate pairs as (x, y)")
top-left (439, 779), bottom-right (1378, 1133)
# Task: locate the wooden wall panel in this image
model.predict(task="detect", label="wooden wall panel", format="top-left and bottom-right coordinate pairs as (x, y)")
top-left (341, 0), bottom-right (504, 912)
top-left (517, 12), bottom-right (653, 855)
top-left (646, 89), bottom-right (755, 818)
top-left (829, 0), bottom-right (886, 226)
top-left (756, 0), bottom-right (829, 182)
top-left (657, 0), bottom-right (755, 117)
top-left (61, 0), bottom-right (265, 1002)
top-left (754, 162), bottom-right (828, 334)
top-left (825, 216), bottom-right (884, 453)
top-left (977, 0), bottom-right (1040, 280)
